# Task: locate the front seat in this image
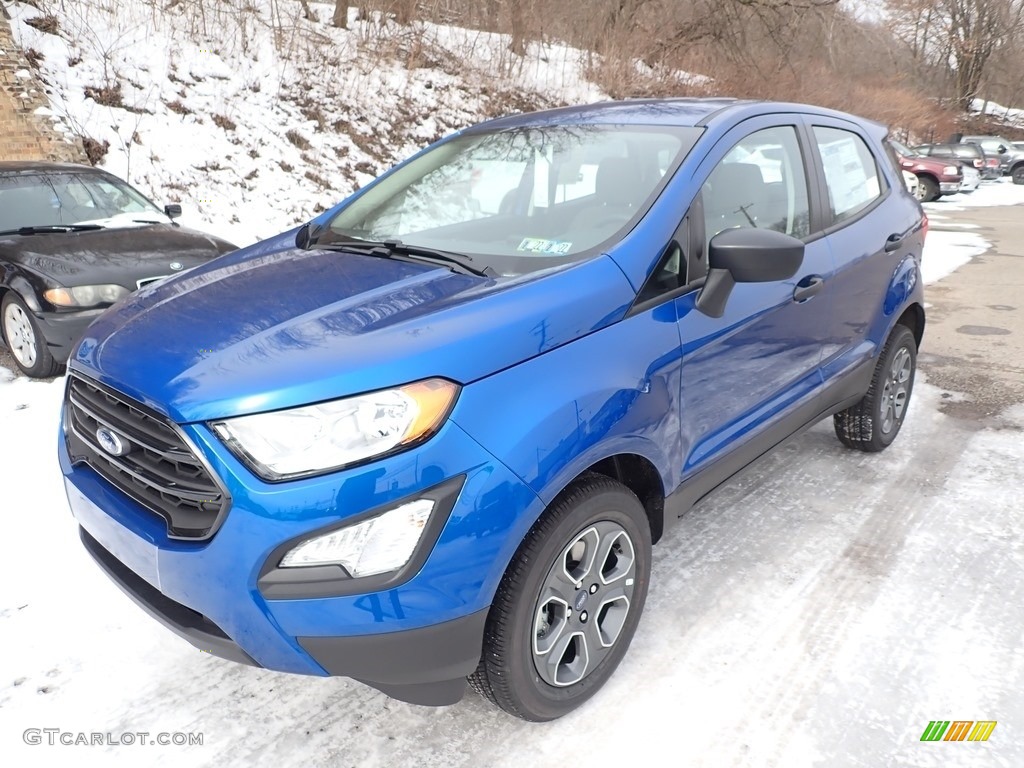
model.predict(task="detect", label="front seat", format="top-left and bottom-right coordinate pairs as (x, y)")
top-left (570, 157), bottom-right (644, 243)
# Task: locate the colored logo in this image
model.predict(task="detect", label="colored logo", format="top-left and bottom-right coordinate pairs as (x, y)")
top-left (920, 721), bottom-right (997, 742)
top-left (96, 427), bottom-right (129, 457)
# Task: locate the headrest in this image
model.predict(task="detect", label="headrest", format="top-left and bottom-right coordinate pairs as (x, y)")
top-left (595, 157), bottom-right (643, 206)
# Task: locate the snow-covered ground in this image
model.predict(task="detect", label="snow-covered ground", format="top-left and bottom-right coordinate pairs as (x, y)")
top-left (969, 98), bottom-right (1024, 131)
top-left (2, 202), bottom-right (1022, 766)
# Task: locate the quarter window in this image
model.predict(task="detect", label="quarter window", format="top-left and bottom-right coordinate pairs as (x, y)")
top-left (813, 126), bottom-right (883, 223)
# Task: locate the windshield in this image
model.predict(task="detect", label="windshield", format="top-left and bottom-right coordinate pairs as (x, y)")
top-left (889, 140), bottom-right (917, 158)
top-left (325, 124), bottom-right (702, 275)
top-left (0, 172), bottom-right (168, 232)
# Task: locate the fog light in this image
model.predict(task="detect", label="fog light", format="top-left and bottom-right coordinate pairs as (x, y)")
top-left (280, 499), bottom-right (434, 577)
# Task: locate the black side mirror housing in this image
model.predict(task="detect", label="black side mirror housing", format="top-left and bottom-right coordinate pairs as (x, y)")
top-left (696, 228), bottom-right (805, 318)
top-left (997, 145), bottom-right (1008, 154)
top-left (165, 204), bottom-right (183, 219)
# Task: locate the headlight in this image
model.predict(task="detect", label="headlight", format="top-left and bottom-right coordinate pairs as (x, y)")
top-left (280, 498), bottom-right (433, 576)
top-left (210, 378), bottom-right (459, 481)
top-left (44, 284), bottom-right (129, 307)
top-left (943, 166), bottom-right (959, 175)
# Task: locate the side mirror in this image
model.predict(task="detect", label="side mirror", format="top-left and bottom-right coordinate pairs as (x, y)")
top-left (696, 228), bottom-right (804, 318)
top-left (997, 145), bottom-right (1008, 154)
top-left (164, 204), bottom-right (183, 219)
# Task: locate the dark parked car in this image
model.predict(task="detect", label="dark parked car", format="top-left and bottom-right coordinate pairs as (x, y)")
top-left (913, 142), bottom-right (1000, 180)
top-left (61, 99), bottom-right (927, 721)
top-left (0, 162), bottom-right (236, 377)
top-left (889, 141), bottom-right (962, 201)
top-left (957, 135), bottom-right (1024, 183)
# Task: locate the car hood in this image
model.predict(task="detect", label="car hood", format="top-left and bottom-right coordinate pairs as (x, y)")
top-left (69, 230), bottom-right (636, 423)
top-left (0, 224), bottom-right (236, 286)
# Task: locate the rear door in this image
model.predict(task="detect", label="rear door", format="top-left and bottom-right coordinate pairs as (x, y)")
top-left (806, 118), bottom-right (920, 394)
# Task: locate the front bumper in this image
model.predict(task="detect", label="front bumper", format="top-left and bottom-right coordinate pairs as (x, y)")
top-left (80, 526), bottom-right (488, 704)
top-left (60, 409), bottom-right (544, 705)
top-left (35, 308), bottom-right (105, 362)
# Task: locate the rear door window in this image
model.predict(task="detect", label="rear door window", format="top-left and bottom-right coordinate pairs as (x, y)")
top-left (812, 126), bottom-right (884, 224)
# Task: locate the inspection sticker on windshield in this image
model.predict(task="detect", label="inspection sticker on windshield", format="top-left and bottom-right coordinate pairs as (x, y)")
top-left (517, 238), bottom-right (572, 255)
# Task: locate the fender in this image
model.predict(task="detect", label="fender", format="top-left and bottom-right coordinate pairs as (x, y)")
top-left (884, 252), bottom-right (920, 317)
top-left (5, 275), bottom-right (43, 312)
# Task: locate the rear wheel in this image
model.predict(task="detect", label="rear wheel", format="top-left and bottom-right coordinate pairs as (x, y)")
top-left (916, 175), bottom-right (939, 202)
top-left (834, 324), bottom-right (917, 452)
top-left (2, 292), bottom-right (60, 378)
top-left (469, 474), bottom-right (651, 721)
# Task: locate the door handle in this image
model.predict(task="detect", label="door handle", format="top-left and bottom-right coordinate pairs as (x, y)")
top-left (884, 233), bottom-right (904, 252)
top-left (793, 275), bottom-right (824, 303)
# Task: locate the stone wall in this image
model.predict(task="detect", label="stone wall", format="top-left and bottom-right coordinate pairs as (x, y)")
top-left (0, 7), bottom-right (86, 163)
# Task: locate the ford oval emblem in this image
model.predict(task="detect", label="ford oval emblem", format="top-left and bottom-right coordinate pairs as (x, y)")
top-left (169, 261), bottom-right (184, 271)
top-left (574, 590), bottom-right (588, 611)
top-left (96, 427), bottom-right (128, 457)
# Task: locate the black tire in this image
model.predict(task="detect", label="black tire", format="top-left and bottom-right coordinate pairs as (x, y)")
top-left (834, 324), bottom-right (917, 452)
top-left (1012, 165), bottom-right (1024, 185)
top-left (469, 473), bottom-right (651, 721)
top-left (1, 292), bottom-right (60, 378)
top-left (916, 175), bottom-right (939, 202)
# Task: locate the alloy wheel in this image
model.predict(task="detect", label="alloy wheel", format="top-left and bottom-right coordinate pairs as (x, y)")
top-left (3, 302), bottom-right (38, 368)
top-left (880, 346), bottom-right (912, 434)
top-left (532, 521), bottom-right (637, 687)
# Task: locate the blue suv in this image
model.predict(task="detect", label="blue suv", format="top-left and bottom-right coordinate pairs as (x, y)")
top-left (59, 99), bottom-right (925, 721)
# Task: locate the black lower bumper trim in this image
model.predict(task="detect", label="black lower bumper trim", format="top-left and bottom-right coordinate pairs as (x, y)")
top-left (79, 527), bottom-right (258, 667)
top-left (299, 608), bottom-right (488, 706)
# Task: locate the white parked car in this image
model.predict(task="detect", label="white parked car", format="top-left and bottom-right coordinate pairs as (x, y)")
top-left (959, 164), bottom-right (980, 193)
top-left (902, 170), bottom-right (919, 197)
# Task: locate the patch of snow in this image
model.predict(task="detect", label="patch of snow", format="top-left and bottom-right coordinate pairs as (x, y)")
top-left (921, 230), bottom-right (989, 285)
top-left (925, 177), bottom-right (1024, 212)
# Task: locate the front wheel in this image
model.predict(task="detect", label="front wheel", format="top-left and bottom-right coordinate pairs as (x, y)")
top-left (916, 175), bottom-right (939, 202)
top-left (469, 474), bottom-right (651, 721)
top-left (834, 324), bottom-right (917, 452)
top-left (1012, 166), bottom-right (1024, 185)
top-left (2, 292), bottom-right (60, 378)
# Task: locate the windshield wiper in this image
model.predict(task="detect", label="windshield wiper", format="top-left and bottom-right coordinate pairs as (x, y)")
top-left (301, 228), bottom-right (496, 278)
top-left (0, 224), bottom-right (104, 236)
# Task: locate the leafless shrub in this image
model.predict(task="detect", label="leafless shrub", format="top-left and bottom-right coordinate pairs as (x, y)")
top-left (25, 14), bottom-right (61, 35)
top-left (213, 114), bottom-right (237, 130)
top-left (166, 100), bottom-right (192, 115)
top-left (285, 129), bottom-right (312, 150)
top-left (82, 137), bottom-right (110, 165)
top-left (23, 48), bottom-right (45, 68)
top-left (304, 169), bottom-right (331, 189)
top-left (84, 83), bottom-right (124, 108)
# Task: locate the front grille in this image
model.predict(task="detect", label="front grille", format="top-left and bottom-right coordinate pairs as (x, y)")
top-left (65, 374), bottom-right (229, 540)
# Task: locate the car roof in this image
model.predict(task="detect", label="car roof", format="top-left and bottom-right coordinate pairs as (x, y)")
top-left (0, 160), bottom-right (106, 175)
top-left (463, 98), bottom-right (888, 135)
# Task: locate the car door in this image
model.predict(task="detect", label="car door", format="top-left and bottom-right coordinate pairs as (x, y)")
top-left (670, 118), bottom-right (834, 476)
top-left (805, 118), bottom-right (918, 394)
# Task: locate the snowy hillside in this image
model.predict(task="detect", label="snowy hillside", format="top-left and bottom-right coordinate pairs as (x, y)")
top-left (7, 0), bottom-right (606, 246)
top-left (969, 98), bottom-right (1024, 133)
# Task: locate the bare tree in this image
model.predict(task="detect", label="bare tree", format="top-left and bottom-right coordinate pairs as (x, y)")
top-left (333, 0), bottom-right (349, 28)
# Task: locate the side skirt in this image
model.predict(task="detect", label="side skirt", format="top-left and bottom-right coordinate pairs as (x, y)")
top-left (664, 356), bottom-right (875, 525)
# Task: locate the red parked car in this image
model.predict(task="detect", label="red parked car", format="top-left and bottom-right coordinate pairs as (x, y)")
top-left (890, 140), bottom-right (962, 202)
